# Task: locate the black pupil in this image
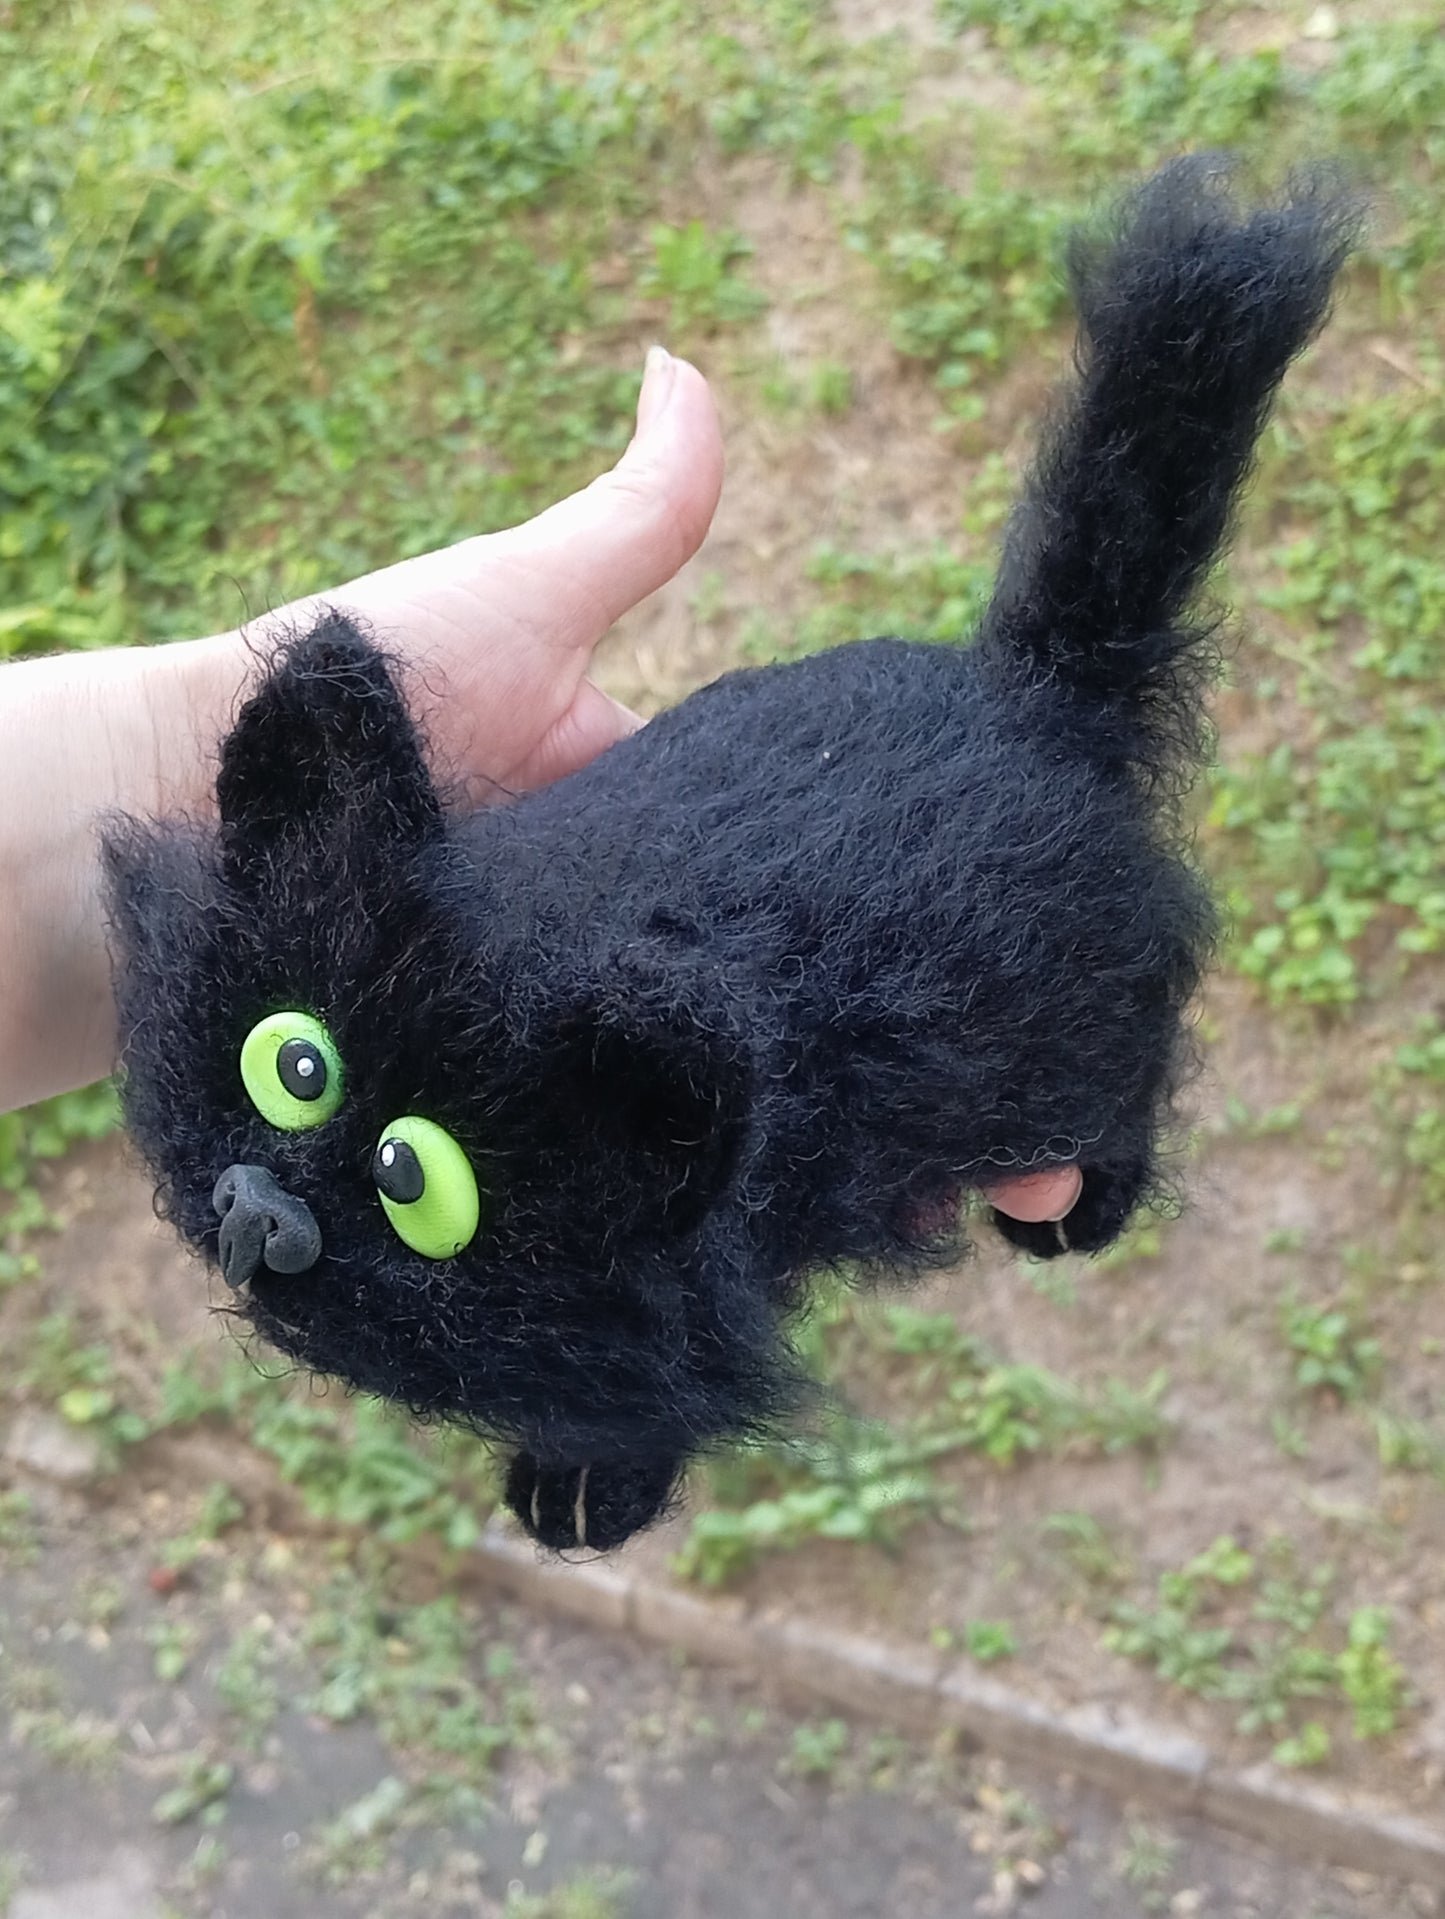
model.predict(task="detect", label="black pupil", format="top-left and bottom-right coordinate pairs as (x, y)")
top-left (277, 1038), bottom-right (327, 1101)
top-left (373, 1139), bottom-right (425, 1205)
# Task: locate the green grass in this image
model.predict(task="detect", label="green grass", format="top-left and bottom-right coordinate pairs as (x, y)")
top-left (940, 0), bottom-right (1203, 60)
top-left (306, 1776), bottom-right (412, 1889)
top-left (1374, 1405), bottom-right (1445, 1483)
top-left (0, 1083), bottom-right (120, 1259)
top-left (1211, 389), bottom-right (1445, 1007)
top-left (0, 0), bottom-right (917, 673)
top-left (787, 1716), bottom-right (851, 1779)
top-left (1336, 1605), bottom-right (1409, 1739)
top-left (744, 544), bottom-right (999, 661)
top-left (2, 1296), bottom-right (505, 1551)
top-left (152, 1754), bottom-right (234, 1828)
top-left (963, 1618), bottom-right (1018, 1664)
top-left (302, 1574), bottom-right (535, 1783)
top-left (0, 1492), bottom-right (38, 1565)
top-left (214, 1621), bottom-right (283, 1749)
top-left (14, 1309), bottom-right (149, 1462)
top-left (2, 1655), bottom-right (120, 1777)
top-left (503, 1870), bottom-right (637, 1919)
top-left (1381, 1016), bottom-right (1445, 1222)
top-left (674, 1297), bottom-right (1170, 1585)
top-left (672, 1416), bottom-right (948, 1587)
top-left (1103, 1537), bottom-right (1413, 1749)
top-left (848, 138), bottom-right (1077, 412)
top-left (1, 2), bottom-right (636, 649)
top-left (1280, 1297), bottom-right (1382, 1403)
top-left (642, 220), bottom-right (765, 331)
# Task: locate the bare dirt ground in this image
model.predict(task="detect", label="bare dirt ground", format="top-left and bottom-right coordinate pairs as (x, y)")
top-left (1, 1376), bottom-right (1436, 1919)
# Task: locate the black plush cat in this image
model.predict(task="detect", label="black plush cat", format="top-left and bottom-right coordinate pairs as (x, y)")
top-left (105, 158), bottom-right (1356, 1551)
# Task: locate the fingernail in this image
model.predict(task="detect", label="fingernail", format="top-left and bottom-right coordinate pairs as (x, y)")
top-left (636, 344), bottom-right (676, 436)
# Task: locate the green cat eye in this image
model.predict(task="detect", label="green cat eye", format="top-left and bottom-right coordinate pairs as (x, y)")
top-left (372, 1114), bottom-right (481, 1260)
top-left (239, 1010), bottom-right (344, 1131)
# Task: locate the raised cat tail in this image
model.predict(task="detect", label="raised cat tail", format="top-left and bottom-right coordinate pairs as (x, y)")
top-left (977, 154), bottom-right (1360, 787)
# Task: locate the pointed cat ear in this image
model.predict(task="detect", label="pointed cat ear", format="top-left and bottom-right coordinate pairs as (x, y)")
top-left (217, 612), bottom-right (442, 889)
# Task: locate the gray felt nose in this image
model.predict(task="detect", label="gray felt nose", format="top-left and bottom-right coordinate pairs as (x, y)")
top-left (213, 1164), bottom-right (322, 1289)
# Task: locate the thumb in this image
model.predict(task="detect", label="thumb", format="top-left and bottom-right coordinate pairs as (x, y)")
top-left (486, 347), bottom-right (725, 647)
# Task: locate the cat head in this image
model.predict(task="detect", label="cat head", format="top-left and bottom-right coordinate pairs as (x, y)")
top-left (105, 615), bottom-right (773, 1550)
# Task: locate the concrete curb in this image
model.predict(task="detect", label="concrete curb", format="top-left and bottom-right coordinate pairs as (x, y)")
top-left (473, 1521), bottom-right (1445, 1889)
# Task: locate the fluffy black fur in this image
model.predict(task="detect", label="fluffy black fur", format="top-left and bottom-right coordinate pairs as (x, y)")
top-left (105, 159), bottom-right (1357, 1552)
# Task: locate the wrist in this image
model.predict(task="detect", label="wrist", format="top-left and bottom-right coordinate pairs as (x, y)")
top-left (0, 629), bottom-right (250, 1110)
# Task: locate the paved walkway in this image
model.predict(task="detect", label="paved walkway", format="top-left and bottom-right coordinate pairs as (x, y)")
top-left (0, 1482), bottom-right (1433, 1919)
